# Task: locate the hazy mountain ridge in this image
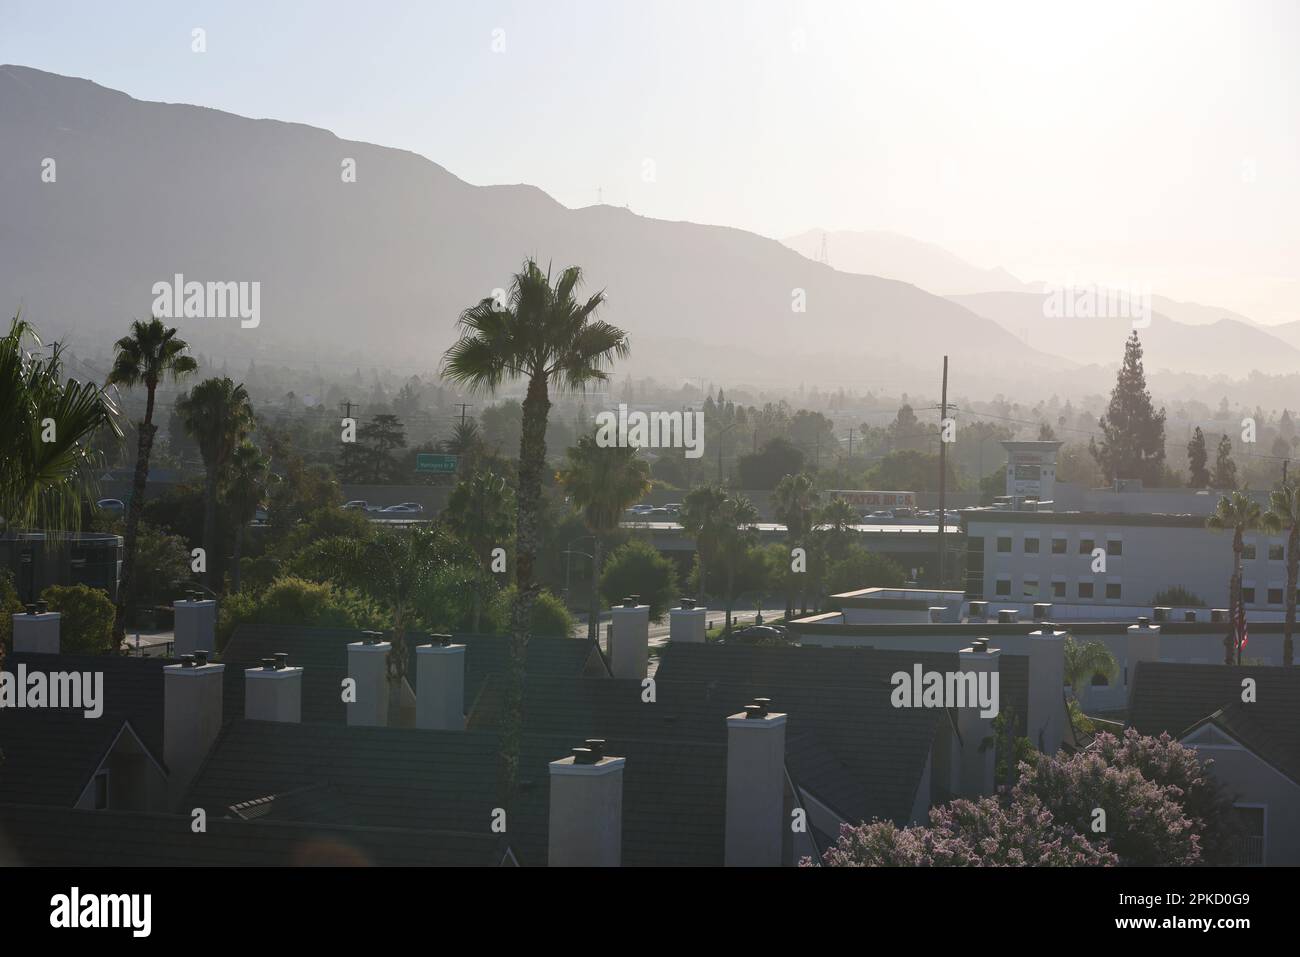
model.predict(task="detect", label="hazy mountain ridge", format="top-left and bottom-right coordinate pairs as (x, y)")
top-left (0, 64), bottom-right (1064, 392)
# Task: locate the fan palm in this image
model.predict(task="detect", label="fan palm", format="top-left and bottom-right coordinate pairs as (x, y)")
top-left (107, 318), bottom-right (197, 640)
top-left (0, 314), bottom-right (119, 536)
top-left (222, 442), bottom-right (271, 593)
top-left (1206, 490), bottom-right (1262, 664)
top-left (717, 495), bottom-right (759, 634)
top-left (1263, 482), bottom-right (1300, 667)
top-left (679, 483), bottom-right (730, 603)
top-left (772, 472), bottom-right (820, 617)
top-left (176, 378), bottom-right (254, 589)
top-left (1063, 636), bottom-right (1119, 700)
top-left (442, 259), bottom-right (628, 799)
top-left (557, 435), bottom-right (652, 643)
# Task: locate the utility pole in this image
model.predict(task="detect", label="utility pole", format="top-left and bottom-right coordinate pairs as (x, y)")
top-left (847, 426), bottom-right (855, 458)
top-left (456, 403), bottom-right (472, 426)
top-left (340, 398), bottom-right (357, 419)
top-left (937, 355), bottom-right (949, 589)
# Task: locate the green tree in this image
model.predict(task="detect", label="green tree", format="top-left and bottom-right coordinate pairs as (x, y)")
top-left (340, 413), bottom-right (407, 483)
top-left (441, 259), bottom-right (628, 800)
top-left (107, 318), bottom-right (197, 643)
top-left (0, 315), bottom-right (119, 535)
top-left (599, 539), bottom-right (678, 622)
top-left (1207, 491), bottom-right (1262, 664)
top-left (557, 435), bottom-right (651, 641)
top-left (1063, 636), bottom-right (1119, 699)
top-left (222, 442), bottom-right (271, 593)
top-left (737, 437), bottom-right (805, 489)
top-left (1089, 332), bottom-right (1167, 484)
top-left (772, 472), bottom-right (820, 616)
top-left (822, 545), bottom-right (906, 598)
top-left (443, 470), bottom-right (515, 632)
top-left (1186, 426), bottom-right (1210, 488)
top-left (1263, 482), bottom-right (1300, 667)
top-left (1211, 434), bottom-right (1237, 490)
top-left (216, 576), bottom-right (386, 651)
top-left (679, 483), bottom-right (729, 603)
top-left (176, 378), bottom-right (254, 589)
top-left (866, 449), bottom-right (957, 494)
top-left (717, 495), bottom-right (759, 634)
top-left (41, 584), bottom-right (116, 655)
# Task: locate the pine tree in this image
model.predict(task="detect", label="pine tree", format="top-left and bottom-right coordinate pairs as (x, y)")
top-left (1186, 427), bottom-right (1210, 487)
top-left (1089, 332), bottom-right (1167, 483)
top-left (1211, 435), bottom-right (1237, 490)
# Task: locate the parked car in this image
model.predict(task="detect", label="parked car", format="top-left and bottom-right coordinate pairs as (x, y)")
top-left (343, 500), bottom-right (370, 511)
top-left (253, 506), bottom-right (268, 524)
top-left (380, 503), bottom-right (424, 514)
top-left (865, 509), bottom-right (895, 521)
top-left (719, 624), bottom-right (793, 646)
top-left (96, 498), bottom-right (126, 515)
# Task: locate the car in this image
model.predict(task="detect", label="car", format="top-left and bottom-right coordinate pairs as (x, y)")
top-left (253, 506), bottom-right (268, 524)
top-left (96, 498), bottom-right (125, 515)
top-left (865, 509), bottom-right (895, 521)
top-left (343, 500), bottom-right (370, 511)
top-left (396, 502), bottom-right (425, 514)
top-left (719, 624), bottom-right (793, 646)
top-left (646, 507), bottom-right (673, 518)
top-left (663, 503), bottom-right (682, 513)
top-left (628, 504), bottom-right (655, 514)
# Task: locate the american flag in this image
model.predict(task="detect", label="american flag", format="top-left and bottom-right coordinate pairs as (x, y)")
top-left (1235, 587), bottom-right (1249, 655)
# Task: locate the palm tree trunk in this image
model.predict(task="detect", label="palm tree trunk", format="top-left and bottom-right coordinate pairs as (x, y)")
top-left (113, 413), bottom-right (157, 646)
top-left (203, 467), bottom-right (219, 590)
top-left (725, 562), bottom-right (735, 634)
top-left (503, 370), bottom-right (550, 806)
top-left (1286, 525), bottom-right (1298, 667)
top-left (589, 534), bottom-right (602, 647)
top-left (231, 524), bottom-right (243, 593)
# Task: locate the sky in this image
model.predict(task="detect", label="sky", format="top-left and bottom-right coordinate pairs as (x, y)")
top-left (3, 0), bottom-right (1297, 322)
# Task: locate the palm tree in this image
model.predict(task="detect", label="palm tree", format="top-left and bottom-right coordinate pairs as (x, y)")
top-left (1207, 490), bottom-right (1262, 664)
top-left (442, 259), bottom-right (628, 799)
top-left (0, 314), bottom-right (119, 536)
top-left (443, 469), bottom-right (515, 632)
top-left (557, 435), bottom-right (652, 643)
top-left (221, 442), bottom-right (271, 593)
top-left (679, 484), bottom-right (729, 604)
top-left (772, 472), bottom-right (820, 617)
top-left (1263, 482), bottom-right (1300, 666)
top-left (1063, 636), bottom-right (1119, 701)
top-left (107, 318), bottom-right (197, 641)
top-left (717, 495), bottom-right (759, 635)
top-left (176, 378), bottom-right (254, 589)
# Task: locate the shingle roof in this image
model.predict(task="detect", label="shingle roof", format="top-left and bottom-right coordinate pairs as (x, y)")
top-left (1129, 661), bottom-right (1300, 782)
top-left (185, 719), bottom-right (724, 866)
top-left (220, 625), bottom-right (600, 724)
top-left (0, 803), bottom-right (506, 866)
top-left (0, 712), bottom-right (137, 806)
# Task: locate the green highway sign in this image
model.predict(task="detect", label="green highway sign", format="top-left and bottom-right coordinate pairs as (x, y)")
top-left (416, 453), bottom-right (458, 474)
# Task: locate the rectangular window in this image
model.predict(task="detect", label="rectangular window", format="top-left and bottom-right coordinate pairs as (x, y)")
top-left (995, 579), bottom-right (1011, 597)
top-left (1079, 537), bottom-right (1095, 555)
top-left (1052, 580), bottom-right (1066, 598)
top-left (1105, 582), bottom-right (1122, 600)
top-left (1269, 544), bottom-right (1284, 562)
top-left (1023, 537), bottom-right (1039, 554)
top-left (1051, 537), bottom-right (1067, 555)
top-left (1268, 588), bottom-right (1283, 605)
top-left (1023, 578), bottom-right (1039, 597)
top-left (93, 770), bottom-right (109, 810)
top-left (1106, 539), bottom-right (1123, 557)
top-left (997, 536), bottom-right (1012, 554)
top-left (1243, 586), bottom-right (1256, 603)
top-left (1078, 581), bottom-right (1094, 599)
top-left (1243, 544), bottom-right (1257, 560)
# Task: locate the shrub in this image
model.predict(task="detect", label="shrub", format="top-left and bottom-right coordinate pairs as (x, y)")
top-left (489, 586), bottom-right (576, 638)
top-left (216, 576), bottom-right (387, 651)
top-left (0, 569), bottom-right (25, 664)
top-left (600, 540), bottom-right (679, 621)
top-left (822, 545), bottom-right (906, 601)
top-left (41, 584), bottom-right (117, 655)
top-left (1151, 586), bottom-right (1206, 607)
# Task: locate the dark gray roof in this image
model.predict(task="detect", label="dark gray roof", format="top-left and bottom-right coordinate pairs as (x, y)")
top-left (185, 719), bottom-right (724, 866)
top-left (0, 712), bottom-right (137, 806)
top-left (0, 803), bottom-right (506, 866)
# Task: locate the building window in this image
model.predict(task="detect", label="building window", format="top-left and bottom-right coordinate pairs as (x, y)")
top-left (1105, 583), bottom-right (1122, 600)
top-left (995, 578), bottom-right (1011, 597)
top-left (1243, 544), bottom-right (1257, 560)
top-left (997, 536), bottom-right (1012, 553)
top-left (1079, 537), bottom-right (1095, 555)
top-left (1269, 544), bottom-right (1284, 561)
top-left (1242, 586), bottom-right (1256, 603)
top-left (93, 770), bottom-right (109, 810)
top-left (1078, 581), bottom-right (1094, 599)
top-left (1023, 578), bottom-right (1039, 597)
top-left (1052, 580), bottom-right (1066, 598)
top-left (1106, 539), bottom-right (1123, 557)
top-left (1024, 537), bottom-right (1039, 554)
top-left (1051, 537), bottom-right (1067, 555)
top-left (1268, 587), bottom-right (1283, 605)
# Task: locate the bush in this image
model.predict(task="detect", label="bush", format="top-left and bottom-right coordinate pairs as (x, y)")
top-left (41, 584), bottom-right (117, 655)
top-left (823, 545), bottom-right (906, 600)
top-left (125, 521), bottom-right (192, 620)
top-left (0, 569), bottom-right (25, 664)
top-left (1151, 586), bottom-right (1206, 608)
top-left (600, 540), bottom-right (679, 621)
top-left (216, 576), bottom-right (387, 651)
top-left (489, 586), bottom-right (576, 638)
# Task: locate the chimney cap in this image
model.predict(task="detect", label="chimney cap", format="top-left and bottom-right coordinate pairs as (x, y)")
top-left (1136, 616), bottom-right (1150, 626)
top-left (180, 654), bottom-right (196, 668)
top-left (972, 638), bottom-right (988, 652)
top-left (430, 633), bottom-right (453, 647)
top-left (275, 652), bottom-right (289, 669)
top-left (571, 746), bottom-right (598, 765)
top-left (679, 597), bottom-right (696, 610)
top-left (361, 630), bottom-right (384, 645)
top-left (584, 738), bottom-right (606, 759)
top-left (622, 595), bottom-right (641, 608)
top-left (24, 603), bottom-right (37, 615)
top-left (745, 697), bottom-right (772, 718)
top-left (194, 650), bottom-right (210, 666)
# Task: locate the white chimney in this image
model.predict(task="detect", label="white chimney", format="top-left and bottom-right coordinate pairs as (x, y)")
top-left (1126, 616), bottom-right (1161, 705)
top-left (725, 699), bottom-right (787, 867)
top-left (346, 632), bottom-right (390, 727)
top-left (996, 608), bottom-right (1019, 623)
top-left (164, 652), bottom-right (225, 803)
top-left (173, 599), bottom-right (217, 658)
top-left (928, 606), bottom-right (946, 623)
top-left (548, 739), bottom-right (624, 867)
top-left (967, 601), bottom-right (988, 621)
top-left (415, 636), bottom-right (465, 731)
top-left (244, 654), bottom-right (302, 723)
top-left (669, 598), bottom-right (707, 644)
top-left (957, 641), bottom-right (1000, 799)
top-left (609, 597), bottom-right (650, 679)
top-left (12, 607), bottom-right (59, 654)
top-left (1026, 626), bottom-right (1066, 755)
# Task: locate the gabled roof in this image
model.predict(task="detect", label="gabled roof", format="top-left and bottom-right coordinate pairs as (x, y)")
top-left (185, 719), bottom-right (725, 866)
top-left (220, 625), bottom-right (600, 723)
top-left (0, 803), bottom-right (507, 866)
top-left (0, 711), bottom-right (138, 806)
top-left (1130, 661), bottom-right (1300, 784)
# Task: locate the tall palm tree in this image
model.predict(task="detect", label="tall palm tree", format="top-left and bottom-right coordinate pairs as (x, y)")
top-left (443, 469), bottom-right (515, 632)
top-left (221, 442), bottom-right (271, 594)
top-left (176, 378), bottom-right (254, 589)
top-left (1063, 635), bottom-right (1119, 700)
top-left (442, 259), bottom-right (628, 799)
top-left (0, 314), bottom-right (119, 536)
top-left (717, 495), bottom-right (759, 635)
top-left (107, 318), bottom-right (197, 641)
top-left (1263, 482), bottom-right (1300, 667)
top-left (557, 435), bottom-right (652, 643)
top-left (1207, 490), bottom-right (1262, 664)
top-left (679, 483), bottom-right (729, 603)
top-left (772, 472), bottom-right (820, 617)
